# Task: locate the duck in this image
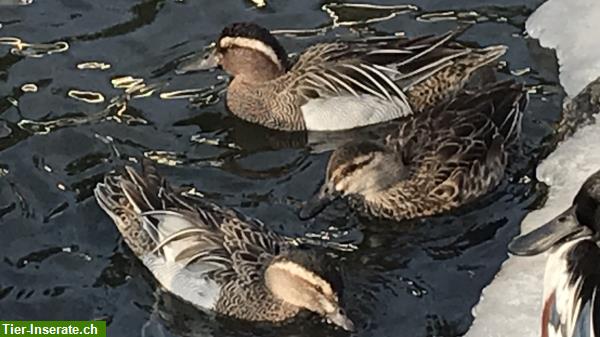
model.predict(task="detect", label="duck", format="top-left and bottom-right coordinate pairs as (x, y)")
top-left (299, 79), bottom-right (528, 221)
top-left (509, 169), bottom-right (600, 337)
top-left (93, 160), bottom-right (354, 331)
top-left (178, 22), bottom-right (508, 131)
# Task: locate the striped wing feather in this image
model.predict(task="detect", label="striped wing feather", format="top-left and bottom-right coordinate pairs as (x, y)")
top-left (95, 160), bottom-right (288, 285)
top-left (282, 29), bottom-right (476, 110)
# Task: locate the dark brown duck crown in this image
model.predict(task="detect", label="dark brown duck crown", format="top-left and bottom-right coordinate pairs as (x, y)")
top-left (326, 141), bottom-right (386, 178)
top-left (574, 171), bottom-right (600, 232)
top-left (219, 22), bottom-right (289, 69)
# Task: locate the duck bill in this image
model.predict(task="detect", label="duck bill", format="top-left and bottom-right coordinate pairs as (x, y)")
top-left (508, 206), bottom-right (592, 256)
top-left (299, 183), bottom-right (338, 220)
top-left (176, 49), bottom-right (220, 74)
top-left (327, 310), bottom-right (355, 332)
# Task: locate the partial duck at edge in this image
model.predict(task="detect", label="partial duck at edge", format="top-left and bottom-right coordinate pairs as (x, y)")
top-left (510, 169), bottom-right (600, 337)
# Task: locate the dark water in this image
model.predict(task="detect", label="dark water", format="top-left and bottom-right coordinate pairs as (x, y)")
top-left (0, 1), bottom-right (564, 337)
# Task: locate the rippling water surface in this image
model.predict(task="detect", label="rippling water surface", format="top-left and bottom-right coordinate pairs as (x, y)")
top-left (0, 1), bottom-right (563, 336)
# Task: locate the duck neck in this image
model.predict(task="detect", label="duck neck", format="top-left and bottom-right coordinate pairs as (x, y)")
top-left (350, 187), bottom-right (411, 220)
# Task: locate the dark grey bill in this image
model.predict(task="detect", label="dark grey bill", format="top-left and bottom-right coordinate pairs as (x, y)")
top-left (327, 308), bottom-right (355, 332)
top-left (299, 182), bottom-right (338, 220)
top-left (175, 49), bottom-right (220, 74)
top-left (508, 206), bottom-right (593, 256)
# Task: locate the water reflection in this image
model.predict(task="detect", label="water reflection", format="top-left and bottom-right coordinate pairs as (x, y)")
top-left (417, 5), bottom-right (532, 27)
top-left (20, 83), bottom-right (37, 92)
top-left (0, 0), bottom-right (32, 6)
top-left (77, 62), bottom-right (111, 71)
top-left (68, 90), bottom-right (105, 104)
top-left (0, 37), bottom-right (68, 58)
top-left (323, 3), bottom-right (419, 27)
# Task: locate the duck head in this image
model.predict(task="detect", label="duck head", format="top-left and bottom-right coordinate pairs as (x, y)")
top-left (177, 22), bottom-right (288, 82)
top-left (509, 170), bottom-right (600, 256)
top-left (264, 256), bottom-right (354, 331)
top-left (300, 141), bottom-right (408, 219)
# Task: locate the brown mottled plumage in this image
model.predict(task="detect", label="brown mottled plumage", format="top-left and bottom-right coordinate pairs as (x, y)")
top-left (300, 80), bottom-right (528, 221)
top-left (94, 161), bottom-right (353, 331)
top-left (405, 52), bottom-right (505, 111)
top-left (179, 22), bottom-right (507, 131)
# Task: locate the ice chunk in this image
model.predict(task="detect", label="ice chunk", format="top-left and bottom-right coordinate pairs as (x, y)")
top-left (466, 0), bottom-right (600, 334)
top-left (526, 0), bottom-right (600, 97)
top-left (467, 120), bottom-right (600, 337)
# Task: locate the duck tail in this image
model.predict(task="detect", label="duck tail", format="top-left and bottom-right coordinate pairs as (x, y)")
top-left (93, 159), bottom-right (169, 255)
top-left (95, 160), bottom-right (226, 263)
top-left (494, 81), bottom-right (528, 145)
top-left (482, 80), bottom-right (528, 145)
top-left (452, 79), bottom-right (527, 145)
top-left (385, 29), bottom-right (467, 84)
top-left (469, 45), bottom-right (508, 69)
top-left (377, 28), bottom-right (505, 90)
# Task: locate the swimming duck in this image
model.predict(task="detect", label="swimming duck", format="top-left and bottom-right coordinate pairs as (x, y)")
top-left (94, 161), bottom-right (354, 331)
top-left (299, 79), bottom-right (527, 221)
top-left (179, 22), bottom-right (507, 131)
top-left (509, 169), bottom-right (600, 337)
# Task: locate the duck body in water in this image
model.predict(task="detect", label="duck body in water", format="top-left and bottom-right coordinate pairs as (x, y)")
top-left (300, 79), bottom-right (528, 221)
top-left (94, 161), bottom-right (354, 331)
top-left (179, 22), bottom-right (507, 131)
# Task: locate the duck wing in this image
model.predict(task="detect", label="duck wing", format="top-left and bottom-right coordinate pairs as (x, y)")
top-left (290, 30), bottom-right (469, 91)
top-left (391, 80), bottom-right (525, 203)
top-left (288, 42), bottom-right (412, 105)
top-left (449, 79), bottom-right (527, 146)
top-left (94, 160), bottom-right (289, 286)
top-left (282, 42), bottom-right (413, 130)
top-left (287, 31), bottom-right (456, 100)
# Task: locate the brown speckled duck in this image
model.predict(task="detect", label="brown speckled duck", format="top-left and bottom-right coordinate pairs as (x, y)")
top-left (299, 80), bottom-right (528, 221)
top-left (94, 161), bottom-right (353, 331)
top-left (179, 22), bottom-right (507, 131)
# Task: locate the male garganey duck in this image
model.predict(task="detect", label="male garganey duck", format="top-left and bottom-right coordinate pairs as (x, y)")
top-left (179, 22), bottom-right (507, 131)
top-left (94, 161), bottom-right (354, 331)
top-left (299, 79), bottom-right (528, 221)
top-left (510, 170), bottom-right (600, 337)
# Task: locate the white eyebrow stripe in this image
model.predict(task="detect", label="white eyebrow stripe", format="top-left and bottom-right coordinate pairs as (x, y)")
top-left (219, 36), bottom-right (282, 70)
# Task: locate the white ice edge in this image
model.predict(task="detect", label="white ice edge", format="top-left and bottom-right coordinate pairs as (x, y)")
top-left (467, 123), bottom-right (600, 337)
top-left (466, 0), bottom-right (600, 335)
top-left (526, 0), bottom-right (600, 98)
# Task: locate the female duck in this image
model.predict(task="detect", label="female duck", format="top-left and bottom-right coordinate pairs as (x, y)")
top-left (300, 80), bottom-right (528, 221)
top-left (94, 161), bottom-right (353, 331)
top-left (509, 169), bottom-right (600, 337)
top-left (180, 22), bottom-right (507, 131)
